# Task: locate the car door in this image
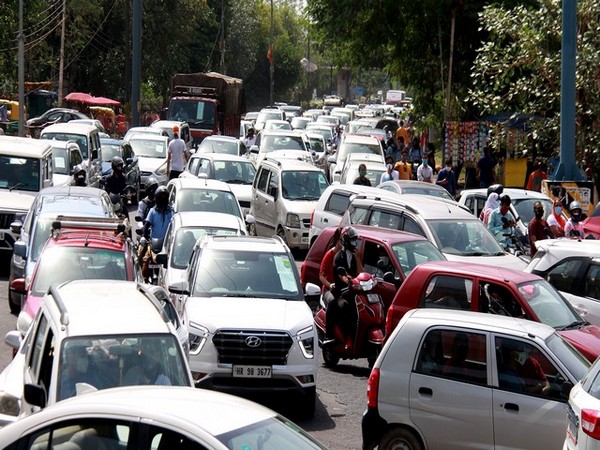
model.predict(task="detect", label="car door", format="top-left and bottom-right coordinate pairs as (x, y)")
top-left (314, 190), bottom-right (352, 235)
top-left (492, 335), bottom-right (572, 449)
top-left (87, 131), bottom-right (103, 188)
top-left (410, 327), bottom-right (493, 449)
top-left (252, 166), bottom-right (272, 235)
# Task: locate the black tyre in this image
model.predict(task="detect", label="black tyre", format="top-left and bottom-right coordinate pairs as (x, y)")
top-left (248, 222), bottom-right (257, 236)
top-left (8, 294), bottom-right (20, 315)
top-left (277, 227), bottom-right (287, 245)
top-left (298, 386), bottom-right (316, 419)
top-left (379, 427), bottom-right (422, 450)
top-left (322, 346), bottom-right (339, 368)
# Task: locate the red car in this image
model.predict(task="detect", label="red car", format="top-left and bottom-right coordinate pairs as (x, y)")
top-left (11, 216), bottom-right (139, 336)
top-left (385, 260), bottom-right (600, 362)
top-left (300, 225), bottom-right (445, 310)
top-left (583, 203), bottom-right (600, 239)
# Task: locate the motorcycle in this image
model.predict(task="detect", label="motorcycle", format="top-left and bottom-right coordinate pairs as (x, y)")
top-left (500, 218), bottom-right (531, 263)
top-left (314, 272), bottom-right (385, 368)
top-left (134, 215), bottom-right (164, 285)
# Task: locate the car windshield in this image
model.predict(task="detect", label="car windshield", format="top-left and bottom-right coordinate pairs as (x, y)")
top-left (198, 139), bottom-right (239, 155)
top-left (57, 334), bottom-right (189, 401)
top-left (306, 137), bottom-right (325, 153)
top-left (514, 198), bottom-right (554, 227)
top-left (305, 127), bottom-right (333, 141)
top-left (214, 160), bottom-right (255, 185)
top-left (191, 248), bottom-right (300, 298)
top-left (391, 241), bottom-right (446, 276)
top-left (43, 133), bottom-right (89, 159)
top-left (281, 170), bottom-right (329, 200)
top-left (337, 141), bottom-right (382, 163)
top-left (101, 143), bottom-right (121, 161)
top-left (399, 186), bottom-right (454, 201)
top-left (261, 135), bottom-right (306, 152)
top-left (546, 333), bottom-right (590, 382)
top-left (428, 219), bottom-right (504, 256)
top-left (0, 155), bottom-right (40, 192)
top-left (31, 246), bottom-right (127, 296)
top-left (342, 166), bottom-right (385, 186)
top-left (168, 98), bottom-right (215, 128)
top-left (177, 189), bottom-right (242, 219)
top-left (128, 138), bottom-right (167, 158)
top-left (517, 279), bottom-right (582, 329)
top-left (171, 227), bottom-right (239, 269)
top-left (217, 415), bottom-right (327, 449)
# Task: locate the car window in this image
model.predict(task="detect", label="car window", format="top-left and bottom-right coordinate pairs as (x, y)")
top-left (415, 328), bottom-right (487, 385)
top-left (188, 157), bottom-right (201, 176)
top-left (422, 275), bottom-right (473, 310)
top-left (28, 314), bottom-right (50, 382)
top-left (478, 282), bottom-right (526, 318)
top-left (71, 148), bottom-right (82, 167)
top-left (325, 192), bottom-right (351, 215)
top-left (495, 336), bottom-right (570, 401)
top-left (22, 419), bottom-right (132, 450)
top-left (585, 263), bottom-right (600, 299)
top-left (428, 219), bottom-right (503, 256)
top-left (149, 425), bottom-right (208, 449)
top-left (402, 215), bottom-right (425, 237)
top-left (281, 170), bottom-right (328, 200)
top-left (177, 190), bottom-right (242, 219)
top-left (369, 210), bottom-right (401, 229)
top-left (362, 241), bottom-right (397, 279)
top-left (349, 205), bottom-right (370, 225)
top-left (391, 240), bottom-right (445, 277)
top-left (545, 258), bottom-right (585, 293)
top-left (517, 280), bottom-right (582, 329)
top-left (171, 227), bottom-right (238, 269)
top-left (196, 158), bottom-right (211, 177)
top-left (255, 167), bottom-right (270, 193)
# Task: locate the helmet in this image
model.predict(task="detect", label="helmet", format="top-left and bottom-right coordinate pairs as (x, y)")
top-left (569, 200), bottom-right (582, 213)
top-left (155, 185), bottom-right (169, 208)
top-left (145, 177), bottom-right (159, 197)
top-left (73, 164), bottom-right (86, 185)
top-left (487, 183), bottom-right (504, 197)
top-left (342, 226), bottom-right (359, 251)
top-left (111, 156), bottom-right (124, 172)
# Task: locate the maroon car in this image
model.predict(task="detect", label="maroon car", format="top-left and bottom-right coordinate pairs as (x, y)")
top-left (300, 225), bottom-right (445, 310)
top-left (583, 203), bottom-right (600, 239)
top-left (385, 260), bottom-right (600, 362)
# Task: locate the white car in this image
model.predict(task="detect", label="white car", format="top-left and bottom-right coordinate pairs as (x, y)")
top-left (263, 119), bottom-right (292, 131)
top-left (338, 157), bottom-right (387, 186)
top-left (48, 140), bottom-right (83, 186)
top-left (250, 129), bottom-right (308, 165)
top-left (526, 238), bottom-right (600, 326)
top-left (328, 134), bottom-right (383, 182)
top-left (565, 356), bottom-right (600, 449)
top-left (168, 235), bottom-right (321, 418)
top-left (0, 386), bottom-right (328, 449)
top-left (363, 308), bottom-right (590, 450)
top-left (125, 133), bottom-right (169, 188)
top-left (156, 211), bottom-right (248, 307)
top-left (150, 119), bottom-right (193, 149)
top-left (378, 179), bottom-right (456, 202)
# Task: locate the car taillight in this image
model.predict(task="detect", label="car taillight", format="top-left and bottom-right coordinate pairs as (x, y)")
top-left (582, 409), bottom-right (600, 439)
top-left (385, 308), bottom-right (396, 337)
top-left (367, 367), bottom-right (380, 409)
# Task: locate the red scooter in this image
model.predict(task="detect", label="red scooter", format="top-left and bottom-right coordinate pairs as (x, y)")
top-left (314, 272), bottom-right (385, 368)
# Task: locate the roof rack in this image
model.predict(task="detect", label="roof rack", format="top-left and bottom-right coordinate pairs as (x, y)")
top-left (172, 85), bottom-right (217, 98)
top-left (49, 285), bottom-right (69, 327)
top-left (350, 193), bottom-right (419, 215)
top-left (136, 283), bottom-right (170, 324)
top-left (51, 215), bottom-right (127, 235)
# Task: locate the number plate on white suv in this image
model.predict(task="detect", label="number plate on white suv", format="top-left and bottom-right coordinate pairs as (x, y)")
top-left (232, 365), bottom-right (272, 378)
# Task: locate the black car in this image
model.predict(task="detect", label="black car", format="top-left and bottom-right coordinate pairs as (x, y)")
top-left (100, 138), bottom-right (141, 201)
top-left (26, 108), bottom-right (89, 137)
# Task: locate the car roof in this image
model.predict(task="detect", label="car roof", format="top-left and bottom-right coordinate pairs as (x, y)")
top-left (260, 129), bottom-right (304, 137)
top-left (200, 235), bottom-right (287, 253)
top-left (127, 133), bottom-right (168, 142)
top-left (404, 308), bottom-right (556, 340)
top-left (190, 153), bottom-right (252, 163)
top-left (151, 120), bottom-right (187, 129)
top-left (350, 191), bottom-right (472, 218)
top-left (350, 224), bottom-right (432, 243)
top-left (261, 157), bottom-right (322, 172)
top-left (168, 177), bottom-right (233, 192)
top-left (533, 238), bottom-right (600, 255)
top-left (411, 260), bottom-right (540, 283)
top-left (340, 134), bottom-right (381, 145)
top-left (172, 211), bottom-right (244, 229)
top-left (0, 136), bottom-right (52, 157)
top-left (40, 123), bottom-right (98, 134)
top-left (50, 281), bottom-right (170, 336)
top-left (200, 135), bottom-right (240, 143)
top-left (460, 187), bottom-right (552, 201)
top-left (4, 386), bottom-right (278, 439)
top-left (37, 186), bottom-right (108, 199)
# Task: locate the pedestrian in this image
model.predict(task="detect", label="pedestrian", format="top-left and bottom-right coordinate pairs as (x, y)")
top-left (167, 125), bottom-right (189, 180)
top-left (480, 192), bottom-right (500, 226)
top-left (528, 201), bottom-right (552, 256)
top-left (394, 150), bottom-right (412, 180)
top-left (385, 138), bottom-right (400, 163)
top-left (396, 120), bottom-right (410, 145)
top-left (417, 155), bottom-right (433, 183)
top-left (353, 164), bottom-right (371, 186)
top-left (427, 143), bottom-right (437, 174)
top-left (407, 137), bottom-right (422, 164)
top-left (0, 104), bottom-right (7, 132)
top-left (477, 146), bottom-right (497, 188)
top-left (243, 127), bottom-right (256, 149)
top-left (547, 198), bottom-right (566, 238)
top-left (380, 163), bottom-right (399, 184)
top-left (436, 158), bottom-right (456, 197)
top-left (526, 159), bottom-right (547, 192)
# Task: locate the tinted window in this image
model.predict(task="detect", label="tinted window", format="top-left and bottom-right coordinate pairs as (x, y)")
top-left (171, 227), bottom-right (239, 269)
top-left (177, 189), bottom-right (242, 218)
top-left (362, 241), bottom-right (397, 279)
top-left (391, 240), bottom-right (445, 276)
top-left (281, 171), bottom-right (328, 200)
top-left (422, 275), bottom-right (472, 310)
top-left (128, 138), bottom-right (167, 158)
top-left (544, 258), bottom-right (585, 293)
top-left (325, 192), bottom-right (351, 215)
top-left (349, 206), bottom-right (370, 225)
top-left (0, 155), bottom-right (41, 192)
top-left (256, 167), bottom-right (270, 192)
top-left (585, 263), bottom-right (600, 299)
top-left (42, 133), bottom-right (89, 159)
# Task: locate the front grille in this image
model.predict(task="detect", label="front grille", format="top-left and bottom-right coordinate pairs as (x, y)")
top-left (0, 213), bottom-right (16, 229)
top-left (302, 218), bottom-right (310, 228)
top-left (213, 330), bottom-right (293, 365)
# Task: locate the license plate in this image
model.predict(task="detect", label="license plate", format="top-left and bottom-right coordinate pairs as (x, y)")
top-left (566, 405), bottom-right (578, 445)
top-left (232, 365), bottom-right (272, 378)
top-left (148, 263), bottom-right (161, 269)
top-left (367, 293), bottom-right (381, 304)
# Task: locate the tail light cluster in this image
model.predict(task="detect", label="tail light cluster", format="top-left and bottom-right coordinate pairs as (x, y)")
top-left (367, 367), bottom-right (380, 409)
top-left (582, 409), bottom-right (600, 440)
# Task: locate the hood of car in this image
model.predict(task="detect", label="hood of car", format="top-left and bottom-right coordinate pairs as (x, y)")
top-left (185, 297), bottom-right (311, 333)
top-left (0, 191), bottom-right (35, 212)
top-left (52, 174), bottom-right (72, 187)
top-left (559, 324), bottom-right (600, 362)
top-left (137, 157), bottom-right (166, 172)
top-left (226, 184), bottom-right (252, 203)
top-left (444, 252), bottom-right (528, 270)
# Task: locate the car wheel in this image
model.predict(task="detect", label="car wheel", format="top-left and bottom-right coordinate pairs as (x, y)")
top-left (322, 346), bottom-right (339, 368)
top-left (248, 222), bottom-right (257, 236)
top-left (379, 427), bottom-right (422, 450)
top-left (277, 227), bottom-right (287, 245)
top-left (297, 386), bottom-right (316, 420)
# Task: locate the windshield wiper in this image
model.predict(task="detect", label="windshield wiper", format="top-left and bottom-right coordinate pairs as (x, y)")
top-left (9, 183), bottom-right (24, 191)
top-left (463, 252), bottom-right (486, 256)
top-left (224, 179), bottom-right (244, 184)
top-left (558, 320), bottom-right (588, 331)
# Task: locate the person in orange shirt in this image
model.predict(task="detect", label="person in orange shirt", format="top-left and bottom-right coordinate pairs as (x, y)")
top-left (396, 120), bottom-right (410, 144)
top-left (526, 160), bottom-right (547, 192)
top-left (394, 150), bottom-right (412, 180)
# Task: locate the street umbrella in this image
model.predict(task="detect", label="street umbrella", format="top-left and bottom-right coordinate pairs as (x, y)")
top-left (64, 92), bottom-right (93, 102)
top-left (88, 96), bottom-right (121, 107)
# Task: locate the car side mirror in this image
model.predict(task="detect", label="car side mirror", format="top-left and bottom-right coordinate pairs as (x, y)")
top-left (24, 383), bottom-right (47, 409)
top-left (10, 278), bottom-right (26, 294)
top-left (168, 281), bottom-right (190, 296)
top-left (250, 145), bottom-right (259, 154)
top-left (305, 282), bottom-right (320, 297)
top-left (126, 157), bottom-right (134, 164)
top-left (327, 156), bottom-right (336, 164)
top-left (10, 221), bottom-right (23, 236)
top-left (155, 252), bottom-right (168, 268)
top-left (5, 331), bottom-right (21, 350)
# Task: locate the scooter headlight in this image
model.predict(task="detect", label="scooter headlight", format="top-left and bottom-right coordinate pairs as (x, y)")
top-left (358, 278), bottom-right (375, 291)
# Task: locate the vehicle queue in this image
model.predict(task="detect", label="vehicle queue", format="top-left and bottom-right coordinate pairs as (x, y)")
top-left (0, 102), bottom-right (598, 449)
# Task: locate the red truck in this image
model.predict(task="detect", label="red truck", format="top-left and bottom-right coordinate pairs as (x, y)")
top-left (168, 72), bottom-right (245, 145)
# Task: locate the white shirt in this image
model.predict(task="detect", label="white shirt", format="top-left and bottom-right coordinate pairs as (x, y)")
top-left (417, 164), bottom-right (433, 182)
top-left (168, 138), bottom-right (187, 171)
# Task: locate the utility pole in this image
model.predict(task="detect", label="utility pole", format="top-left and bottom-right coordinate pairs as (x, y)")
top-left (444, 8), bottom-right (456, 121)
top-left (58, 0), bottom-right (67, 106)
top-left (269, 0), bottom-right (274, 106)
top-left (219, 0), bottom-right (225, 74)
top-left (18, 0), bottom-right (24, 136)
top-left (131, 0), bottom-right (141, 127)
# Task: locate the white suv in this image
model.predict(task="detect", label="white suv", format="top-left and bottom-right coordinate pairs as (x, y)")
top-left (168, 235), bottom-right (320, 418)
top-left (0, 280), bottom-right (193, 425)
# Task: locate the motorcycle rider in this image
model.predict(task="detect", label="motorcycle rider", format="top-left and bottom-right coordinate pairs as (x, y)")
top-left (104, 156), bottom-right (127, 196)
top-left (141, 186), bottom-right (173, 281)
top-left (564, 200), bottom-right (586, 238)
top-left (137, 177), bottom-right (159, 222)
top-left (324, 227), bottom-right (364, 347)
top-left (488, 194), bottom-right (516, 247)
top-left (72, 164), bottom-right (87, 187)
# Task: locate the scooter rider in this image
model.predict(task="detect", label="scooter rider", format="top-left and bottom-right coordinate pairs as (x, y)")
top-left (564, 200), bottom-right (586, 238)
top-left (104, 156), bottom-right (127, 196)
top-left (137, 177), bottom-right (159, 222)
top-left (324, 227), bottom-right (364, 347)
top-left (72, 164), bottom-right (87, 187)
top-left (488, 194), bottom-right (516, 246)
top-left (141, 186), bottom-right (173, 281)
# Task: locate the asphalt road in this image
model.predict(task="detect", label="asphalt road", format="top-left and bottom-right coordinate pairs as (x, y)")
top-left (0, 246), bottom-right (369, 450)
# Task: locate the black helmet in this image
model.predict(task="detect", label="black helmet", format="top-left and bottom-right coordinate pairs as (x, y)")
top-left (145, 177), bottom-right (159, 197)
top-left (73, 164), bottom-right (86, 185)
top-left (342, 226), bottom-right (359, 251)
top-left (155, 185), bottom-right (169, 207)
top-left (487, 183), bottom-right (504, 197)
top-left (111, 156), bottom-right (124, 172)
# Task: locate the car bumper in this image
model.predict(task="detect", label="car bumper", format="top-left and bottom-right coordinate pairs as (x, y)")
top-left (284, 226), bottom-right (310, 249)
top-left (362, 407), bottom-right (388, 450)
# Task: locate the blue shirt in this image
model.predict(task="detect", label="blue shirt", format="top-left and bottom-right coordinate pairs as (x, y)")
top-left (436, 167), bottom-right (456, 196)
top-left (488, 207), bottom-right (516, 244)
top-left (145, 206), bottom-right (174, 239)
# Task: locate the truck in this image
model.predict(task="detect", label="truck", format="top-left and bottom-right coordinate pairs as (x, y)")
top-left (168, 72), bottom-right (245, 145)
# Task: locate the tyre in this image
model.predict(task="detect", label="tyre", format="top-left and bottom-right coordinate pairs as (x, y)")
top-left (379, 427), bottom-right (422, 450)
top-left (322, 346), bottom-right (339, 368)
top-left (248, 222), bottom-right (257, 236)
top-left (297, 386), bottom-right (316, 419)
top-left (277, 227), bottom-right (287, 245)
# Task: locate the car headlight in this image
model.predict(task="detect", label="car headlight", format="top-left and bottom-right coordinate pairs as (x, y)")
top-left (0, 392), bottom-right (20, 416)
top-left (286, 213), bottom-right (301, 228)
top-left (155, 162), bottom-right (168, 175)
top-left (296, 325), bottom-right (315, 358)
top-left (188, 322), bottom-right (209, 355)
